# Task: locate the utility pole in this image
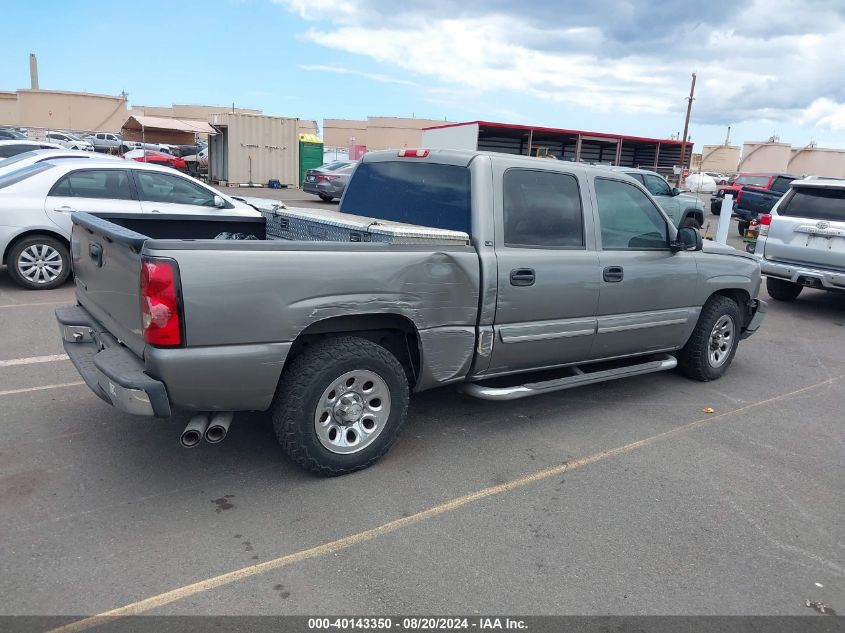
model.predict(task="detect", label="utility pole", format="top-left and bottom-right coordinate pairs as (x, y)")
top-left (678, 72), bottom-right (696, 186)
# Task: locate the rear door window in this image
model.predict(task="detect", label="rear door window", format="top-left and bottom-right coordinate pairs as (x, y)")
top-left (778, 187), bottom-right (845, 222)
top-left (49, 169), bottom-right (134, 200)
top-left (341, 161), bottom-right (471, 233)
top-left (503, 169), bottom-right (584, 248)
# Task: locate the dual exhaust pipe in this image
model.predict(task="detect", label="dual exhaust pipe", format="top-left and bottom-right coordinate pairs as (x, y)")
top-left (180, 412), bottom-right (233, 448)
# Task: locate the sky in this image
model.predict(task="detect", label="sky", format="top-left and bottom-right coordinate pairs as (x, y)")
top-left (3, 0), bottom-right (845, 150)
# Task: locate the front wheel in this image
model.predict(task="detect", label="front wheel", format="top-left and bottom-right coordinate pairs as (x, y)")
top-left (271, 336), bottom-right (410, 476)
top-left (678, 296), bottom-right (741, 381)
top-left (6, 235), bottom-right (70, 290)
top-left (680, 216), bottom-right (702, 230)
top-left (766, 276), bottom-right (802, 301)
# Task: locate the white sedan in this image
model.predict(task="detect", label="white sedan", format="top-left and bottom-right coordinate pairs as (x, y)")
top-left (0, 158), bottom-right (264, 289)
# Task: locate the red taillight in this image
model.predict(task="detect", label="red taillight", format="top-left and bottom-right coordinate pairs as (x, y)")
top-left (397, 148), bottom-right (430, 157)
top-left (316, 175), bottom-right (340, 182)
top-left (140, 257), bottom-right (182, 347)
top-left (759, 213), bottom-right (772, 236)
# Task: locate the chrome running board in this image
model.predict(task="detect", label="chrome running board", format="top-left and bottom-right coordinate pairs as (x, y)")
top-left (460, 354), bottom-right (678, 401)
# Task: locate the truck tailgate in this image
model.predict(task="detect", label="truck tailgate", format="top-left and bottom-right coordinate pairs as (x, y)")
top-left (71, 213), bottom-right (147, 357)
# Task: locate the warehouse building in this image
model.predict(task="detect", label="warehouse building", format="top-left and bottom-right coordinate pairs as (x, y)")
top-left (421, 121), bottom-right (692, 178)
top-left (323, 116), bottom-right (452, 151)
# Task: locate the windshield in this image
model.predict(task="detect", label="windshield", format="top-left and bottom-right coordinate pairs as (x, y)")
top-left (323, 161), bottom-right (353, 171)
top-left (735, 175), bottom-right (770, 186)
top-left (779, 187), bottom-right (845, 222)
top-left (340, 160), bottom-right (471, 233)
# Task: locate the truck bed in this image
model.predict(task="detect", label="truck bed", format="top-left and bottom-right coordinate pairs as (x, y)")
top-left (68, 212), bottom-right (480, 412)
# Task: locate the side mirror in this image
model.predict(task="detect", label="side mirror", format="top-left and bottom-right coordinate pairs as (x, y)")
top-left (671, 226), bottom-right (702, 252)
top-left (672, 187), bottom-right (681, 196)
top-left (213, 195), bottom-right (225, 208)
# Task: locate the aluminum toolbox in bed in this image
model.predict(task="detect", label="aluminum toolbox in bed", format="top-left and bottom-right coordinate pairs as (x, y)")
top-left (261, 206), bottom-right (470, 245)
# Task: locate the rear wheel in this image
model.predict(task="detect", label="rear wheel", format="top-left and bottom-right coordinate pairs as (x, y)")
top-left (7, 235), bottom-right (70, 290)
top-left (271, 336), bottom-right (410, 476)
top-left (318, 194), bottom-right (333, 202)
top-left (678, 296), bottom-right (741, 381)
top-left (766, 276), bottom-right (802, 301)
top-left (737, 220), bottom-right (748, 237)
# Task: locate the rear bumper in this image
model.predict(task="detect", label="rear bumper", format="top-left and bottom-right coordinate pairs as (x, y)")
top-left (56, 304), bottom-right (171, 417)
top-left (302, 181), bottom-right (344, 196)
top-left (740, 299), bottom-right (767, 340)
top-left (761, 259), bottom-right (845, 290)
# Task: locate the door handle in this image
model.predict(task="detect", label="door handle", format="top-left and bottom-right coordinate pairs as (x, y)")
top-left (54, 206), bottom-right (77, 212)
top-left (510, 268), bottom-right (535, 286)
top-left (603, 266), bottom-right (624, 282)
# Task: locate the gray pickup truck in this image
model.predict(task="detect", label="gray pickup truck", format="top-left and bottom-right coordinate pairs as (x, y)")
top-left (57, 149), bottom-right (767, 475)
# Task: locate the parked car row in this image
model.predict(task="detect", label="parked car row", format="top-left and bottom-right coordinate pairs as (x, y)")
top-left (0, 146), bottom-right (281, 290)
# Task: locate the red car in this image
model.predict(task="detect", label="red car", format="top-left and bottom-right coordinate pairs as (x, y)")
top-left (123, 149), bottom-right (187, 171)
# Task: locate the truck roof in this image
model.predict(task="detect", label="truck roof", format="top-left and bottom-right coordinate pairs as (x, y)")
top-left (360, 148), bottom-right (643, 180)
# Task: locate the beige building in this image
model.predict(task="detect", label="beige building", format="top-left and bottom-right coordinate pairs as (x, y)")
top-left (130, 103), bottom-right (260, 121)
top-left (323, 116), bottom-right (452, 150)
top-left (698, 144), bottom-right (741, 173)
top-left (0, 88), bottom-right (128, 132)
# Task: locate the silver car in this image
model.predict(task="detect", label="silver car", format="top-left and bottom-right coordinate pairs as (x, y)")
top-left (758, 177), bottom-right (845, 300)
top-left (0, 158), bottom-right (261, 290)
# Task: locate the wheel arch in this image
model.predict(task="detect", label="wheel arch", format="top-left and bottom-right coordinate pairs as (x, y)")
top-left (708, 288), bottom-right (753, 329)
top-left (2, 228), bottom-right (70, 265)
top-left (284, 313), bottom-right (422, 388)
top-left (682, 207), bottom-right (704, 225)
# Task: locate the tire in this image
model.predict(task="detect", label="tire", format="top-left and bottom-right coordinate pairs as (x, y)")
top-left (271, 336), bottom-right (410, 476)
top-left (318, 194), bottom-right (333, 202)
top-left (737, 220), bottom-right (748, 237)
top-left (710, 202), bottom-right (721, 216)
top-left (680, 216), bottom-right (702, 230)
top-left (6, 235), bottom-right (71, 290)
top-left (678, 295), bottom-right (741, 381)
top-left (766, 276), bottom-right (802, 302)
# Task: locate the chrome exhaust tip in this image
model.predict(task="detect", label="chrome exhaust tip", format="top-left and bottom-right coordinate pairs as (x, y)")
top-left (180, 414), bottom-right (210, 448)
top-left (205, 412), bottom-right (233, 444)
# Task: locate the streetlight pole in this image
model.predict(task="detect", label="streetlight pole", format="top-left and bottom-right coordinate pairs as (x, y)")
top-left (678, 72), bottom-right (696, 187)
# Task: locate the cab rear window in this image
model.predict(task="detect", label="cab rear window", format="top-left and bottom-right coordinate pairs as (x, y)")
top-left (341, 161), bottom-right (471, 233)
top-left (779, 187), bottom-right (845, 222)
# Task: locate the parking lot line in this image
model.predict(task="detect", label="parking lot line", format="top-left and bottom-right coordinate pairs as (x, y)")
top-left (0, 381), bottom-right (84, 397)
top-left (0, 354), bottom-right (69, 367)
top-left (46, 373), bottom-right (843, 633)
top-left (0, 300), bottom-right (68, 309)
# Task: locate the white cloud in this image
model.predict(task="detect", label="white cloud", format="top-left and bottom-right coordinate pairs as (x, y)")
top-left (299, 64), bottom-right (417, 86)
top-left (800, 98), bottom-right (845, 131)
top-left (278, 0), bottom-right (845, 130)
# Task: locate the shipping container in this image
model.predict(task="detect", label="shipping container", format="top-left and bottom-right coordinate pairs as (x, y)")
top-left (208, 113), bottom-right (299, 187)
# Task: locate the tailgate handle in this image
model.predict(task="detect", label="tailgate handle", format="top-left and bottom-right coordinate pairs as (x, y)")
top-left (510, 268), bottom-right (535, 286)
top-left (89, 242), bottom-right (104, 268)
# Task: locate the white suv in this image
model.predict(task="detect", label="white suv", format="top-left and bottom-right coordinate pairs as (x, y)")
top-left (757, 177), bottom-right (845, 300)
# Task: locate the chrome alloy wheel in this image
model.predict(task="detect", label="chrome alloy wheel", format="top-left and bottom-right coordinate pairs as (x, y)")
top-left (17, 244), bottom-right (63, 284)
top-left (708, 315), bottom-right (734, 368)
top-left (314, 369), bottom-right (391, 454)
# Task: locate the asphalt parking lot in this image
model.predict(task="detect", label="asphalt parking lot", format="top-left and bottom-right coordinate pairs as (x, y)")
top-left (0, 189), bottom-right (843, 622)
